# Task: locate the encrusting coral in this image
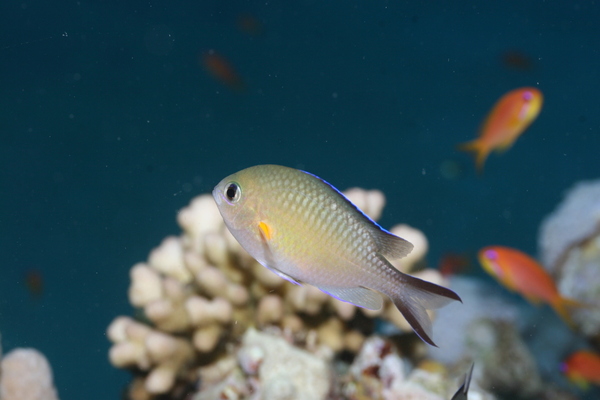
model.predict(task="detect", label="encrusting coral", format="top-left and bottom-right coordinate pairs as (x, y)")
top-left (0, 348), bottom-right (59, 400)
top-left (107, 187), bottom-right (449, 398)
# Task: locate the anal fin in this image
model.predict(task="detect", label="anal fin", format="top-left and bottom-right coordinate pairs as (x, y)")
top-left (318, 285), bottom-right (383, 310)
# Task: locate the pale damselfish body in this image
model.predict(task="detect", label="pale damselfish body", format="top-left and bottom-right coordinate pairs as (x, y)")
top-left (212, 165), bottom-right (461, 346)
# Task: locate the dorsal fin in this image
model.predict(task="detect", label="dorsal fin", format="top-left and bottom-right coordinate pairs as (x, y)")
top-left (371, 228), bottom-right (414, 260)
top-left (299, 169), bottom-right (414, 260)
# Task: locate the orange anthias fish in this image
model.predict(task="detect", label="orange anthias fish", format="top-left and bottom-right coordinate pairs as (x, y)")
top-left (202, 50), bottom-right (245, 92)
top-left (478, 246), bottom-right (581, 325)
top-left (459, 87), bottom-right (543, 171)
top-left (561, 350), bottom-right (600, 389)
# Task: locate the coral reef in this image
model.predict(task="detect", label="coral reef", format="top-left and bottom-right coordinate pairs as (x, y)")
top-left (538, 179), bottom-right (600, 338)
top-left (427, 276), bottom-right (520, 365)
top-left (106, 188), bottom-right (448, 398)
top-left (466, 318), bottom-right (541, 397)
top-left (0, 348), bottom-right (59, 400)
top-left (194, 328), bottom-right (331, 400)
top-left (343, 336), bottom-right (495, 400)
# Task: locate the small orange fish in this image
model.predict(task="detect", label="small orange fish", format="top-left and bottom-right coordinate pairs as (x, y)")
top-left (24, 268), bottom-right (44, 298)
top-left (459, 87), bottom-right (543, 171)
top-left (439, 252), bottom-right (471, 277)
top-left (202, 50), bottom-right (245, 91)
top-left (478, 246), bottom-right (581, 325)
top-left (561, 350), bottom-right (600, 389)
top-left (501, 50), bottom-right (535, 71)
top-left (237, 14), bottom-right (265, 36)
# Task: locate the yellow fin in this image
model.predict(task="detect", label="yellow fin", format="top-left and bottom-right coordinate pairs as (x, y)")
top-left (258, 221), bottom-right (273, 241)
top-left (551, 296), bottom-right (589, 327)
top-left (457, 139), bottom-right (490, 173)
top-left (522, 292), bottom-right (543, 305)
top-left (569, 373), bottom-right (590, 391)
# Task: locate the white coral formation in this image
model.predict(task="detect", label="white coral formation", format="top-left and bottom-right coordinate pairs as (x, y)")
top-left (0, 348), bottom-right (59, 400)
top-left (193, 328), bottom-right (331, 400)
top-left (241, 328), bottom-right (330, 399)
top-left (107, 316), bottom-right (194, 394)
top-left (344, 336), bottom-right (495, 400)
top-left (539, 179), bottom-right (600, 272)
top-left (466, 319), bottom-right (540, 397)
top-left (107, 188), bottom-right (447, 397)
top-left (538, 179), bottom-right (600, 337)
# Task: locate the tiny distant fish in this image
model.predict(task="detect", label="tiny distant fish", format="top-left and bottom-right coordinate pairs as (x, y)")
top-left (561, 350), bottom-right (600, 389)
top-left (24, 268), bottom-right (44, 298)
top-left (236, 14), bottom-right (265, 36)
top-left (439, 252), bottom-right (471, 277)
top-left (451, 363), bottom-right (474, 400)
top-left (213, 165), bottom-right (461, 346)
top-left (458, 87), bottom-right (543, 172)
top-left (501, 50), bottom-right (535, 71)
top-left (202, 50), bottom-right (245, 91)
top-left (478, 246), bottom-right (582, 325)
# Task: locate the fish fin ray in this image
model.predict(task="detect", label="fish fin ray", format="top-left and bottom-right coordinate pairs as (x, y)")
top-left (523, 293), bottom-right (543, 305)
top-left (569, 374), bottom-right (590, 391)
top-left (551, 296), bottom-right (587, 327)
top-left (457, 139), bottom-right (489, 172)
top-left (318, 285), bottom-right (383, 310)
top-left (451, 363), bottom-right (474, 400)
top-left (385, 259), bottom-right (461, 346)
top-left (262, 263), bottom-right (302, 285)
top-left (257, 223), bottom-right (302, 286)
top-left (258, 221), bottom-right (273, 241)
top-left (372, 229), bottom-right (414, 260)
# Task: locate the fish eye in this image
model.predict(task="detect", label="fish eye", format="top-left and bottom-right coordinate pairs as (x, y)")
top-left (484, 249), bottom-right (497, 260)
top-left (224, 182), bottom-right (241, 203)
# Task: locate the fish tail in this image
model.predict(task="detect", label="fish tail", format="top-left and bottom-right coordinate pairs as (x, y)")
top-left (551, 296), bottom-right (588, 327)
top-left (457, 140), bottom-right (489, 173)
top-left (391, 272), bottom-right (462, 347)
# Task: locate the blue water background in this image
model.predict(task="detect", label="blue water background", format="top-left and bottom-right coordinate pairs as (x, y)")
top-left (1, 1), bottom-right (598, 399)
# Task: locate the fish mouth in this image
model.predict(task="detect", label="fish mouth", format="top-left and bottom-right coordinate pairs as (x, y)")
top-left (212, 184), bottom-right (223, 206)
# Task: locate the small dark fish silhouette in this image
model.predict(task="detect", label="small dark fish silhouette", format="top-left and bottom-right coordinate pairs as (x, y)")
top-left (451, 363), bottom-right (474, 400)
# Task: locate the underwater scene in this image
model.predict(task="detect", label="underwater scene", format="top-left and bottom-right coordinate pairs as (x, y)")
top-left (1, 1), bottom-right (599, 399)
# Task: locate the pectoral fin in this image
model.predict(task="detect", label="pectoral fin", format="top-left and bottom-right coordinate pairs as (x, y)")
top-left (258, 221), bottom-right (273, 241)
top-left (256, 220), bottom-right (301, 285)
top-left (318, 285), bottom-right (383, 310)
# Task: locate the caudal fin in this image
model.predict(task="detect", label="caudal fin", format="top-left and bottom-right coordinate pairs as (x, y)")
top-left (551, 296), bottom-right (589, 327)
top-left (392, 272), bottom-right (462, 347)
top-left (457, 140), bottom-right (489, 173)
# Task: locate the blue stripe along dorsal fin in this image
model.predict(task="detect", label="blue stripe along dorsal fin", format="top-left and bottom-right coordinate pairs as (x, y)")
top-left (300, 169), bottom-right (414, 260)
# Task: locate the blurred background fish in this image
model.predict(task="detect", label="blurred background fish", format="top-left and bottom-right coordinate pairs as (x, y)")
top-left (24, 268), bottom-right (44, 299)
top-left (438, 252), bottom-right (472, 277)
top-left (236, 13), bottom-right (265, 37)
top-left (501, 50), bottom-right (536, 72)
top-left (201, 50), bottom-right (246, 92)
top-left (451, 363), bottom-right (474, 400)
top-left (561, 350), bottom-right (600, 390)
top-left (213, 165), bottom-right (461, 346)
top-left (478, 245), bottom-right (582, 325)
top-left (458, 87), bottom-right (543, 172)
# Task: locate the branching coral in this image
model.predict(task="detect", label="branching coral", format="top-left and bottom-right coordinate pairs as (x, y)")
top-left (107, 188), bottom-right (448, 398)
